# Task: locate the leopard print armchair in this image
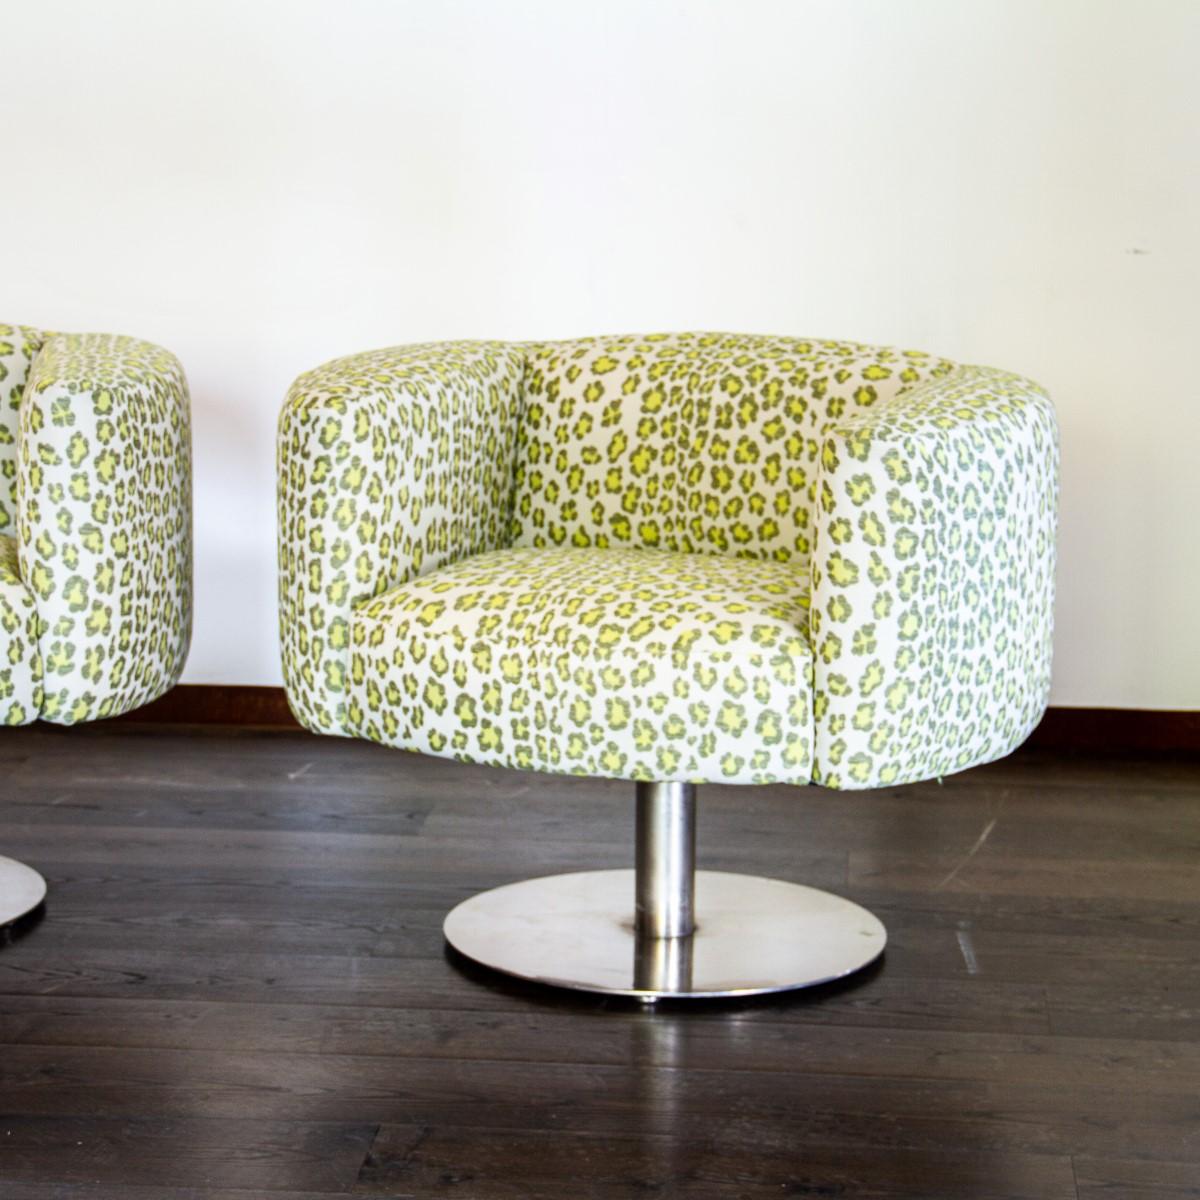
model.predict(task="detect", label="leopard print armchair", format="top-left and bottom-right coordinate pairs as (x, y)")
top-left (277, 332), bottom-right (1058, 1000)
top-left (0, 324), bottom-right (192, 727)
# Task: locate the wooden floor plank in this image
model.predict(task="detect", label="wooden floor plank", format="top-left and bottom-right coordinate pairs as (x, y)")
top-left (356, 1126), bottom-right (1079, 1199)
top-left (849, 849), bottom-right (1199, 903)
top-left (0, 1115), bottom-right (376, 1193)
top-left (1073, 1156), bottom-right (1200, 1198)
top-left (0, 994), bottom-right (1195, 1092)
top-left (0, 1189), bottom-right (347, 1200)
top-left (0, 1043), bottom-right (1195, 1162)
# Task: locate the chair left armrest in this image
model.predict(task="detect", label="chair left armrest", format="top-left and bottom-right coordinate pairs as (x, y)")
top-left (18, 333), bottom-right (192, 722)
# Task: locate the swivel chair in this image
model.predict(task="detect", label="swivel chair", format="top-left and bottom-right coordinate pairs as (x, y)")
top-left (0, 324), bottom-right (192, 927)
top-left (278, 332), bottom-right (1057, 1000)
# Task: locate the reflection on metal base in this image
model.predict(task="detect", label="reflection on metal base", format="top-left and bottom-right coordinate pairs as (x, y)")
top-left (444, 869), bottom-right (886, 1000)
top-left (0, 856), bottom-right (46, 927)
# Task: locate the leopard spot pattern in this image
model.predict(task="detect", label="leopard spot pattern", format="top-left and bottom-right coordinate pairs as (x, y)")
top-left (0, 329), bottom-right (193, 724)
top-left (347, 545), bottom-right (813, 783)
top-left (278, 333), bottom-right (1057, 789)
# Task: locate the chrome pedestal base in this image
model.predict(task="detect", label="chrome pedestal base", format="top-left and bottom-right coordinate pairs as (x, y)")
top-left (444, 868), bottom-right (886, 1000)
top-left (0, 855), bottom-right (47, 928)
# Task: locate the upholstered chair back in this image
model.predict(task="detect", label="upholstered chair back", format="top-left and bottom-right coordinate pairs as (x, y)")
top-left (0, 325), bottom-right (45, 536)
top-left (511, 334), bottom-right (956, 578)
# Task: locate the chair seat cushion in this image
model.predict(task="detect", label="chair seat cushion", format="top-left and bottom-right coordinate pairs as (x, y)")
top-left (347, 546), bottom-right (814, 784)
top-left (0, 535), bottom-right (41, 725)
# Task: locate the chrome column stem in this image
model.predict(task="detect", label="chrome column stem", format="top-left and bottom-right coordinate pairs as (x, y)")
top-left (635, 781), bottom-right (697, 940)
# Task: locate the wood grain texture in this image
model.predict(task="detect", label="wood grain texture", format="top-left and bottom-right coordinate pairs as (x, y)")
top-left (0, 723), bottom-right (1197, 1197)
top-left (1073, 1157), bottom-right (1200, 1199)
top-left (357, 1126), bottom-right (1080, 1199)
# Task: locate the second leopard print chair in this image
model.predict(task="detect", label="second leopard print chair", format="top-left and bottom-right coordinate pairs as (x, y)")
top-left (0, 324), bottom-right (193, 928)
top-left (277, 332), bottom-right (1058, 1001)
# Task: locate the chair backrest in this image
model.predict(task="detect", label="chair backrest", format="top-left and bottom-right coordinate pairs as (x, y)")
top-left (0, 324), bottom-right (45, 537)
top-left (510, 332), bottom-right (956, 576)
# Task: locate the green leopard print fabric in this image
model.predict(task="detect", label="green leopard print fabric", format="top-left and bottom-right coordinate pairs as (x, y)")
top-left (811, 365), bottom-right (1058, 787)
top-left (0, 326), bottom-right (193, 725)
top-left (279, 333), bottom-right (1057, 789)
top-left (514, 334), bottom-right (956, 578)
top-left (0, 534), bottom-right (41, 725)
top-left (0, 325), bottom-right (45, 536)
top-left (278, 341), bottom-right (526, 737)
top-left (348, 546), bottom-right (813, 783)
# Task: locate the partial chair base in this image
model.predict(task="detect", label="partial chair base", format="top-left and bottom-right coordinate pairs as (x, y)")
top-left (444, 868), bottom-right (886, 1001)
top-left (0, 856), bottom-right (47, 927)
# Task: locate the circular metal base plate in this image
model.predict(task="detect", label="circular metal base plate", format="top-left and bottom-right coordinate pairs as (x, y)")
top-left (0, 856), bottom-right (47, 928)
top-left (444, 869), bottom-right (886, 1000)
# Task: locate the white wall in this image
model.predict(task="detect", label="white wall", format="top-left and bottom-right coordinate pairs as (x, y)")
top-left (2, 0), bottom-right (1196, 708)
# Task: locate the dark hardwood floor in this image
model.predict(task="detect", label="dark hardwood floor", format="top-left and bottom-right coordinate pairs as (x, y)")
top-left (0, 724), bottom-right (1197, 1199)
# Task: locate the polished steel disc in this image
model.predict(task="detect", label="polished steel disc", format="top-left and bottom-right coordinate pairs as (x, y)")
top-left (0, 856), bottom-right (46, 928)
top-left (444, 869), bottom-right (886, 1000)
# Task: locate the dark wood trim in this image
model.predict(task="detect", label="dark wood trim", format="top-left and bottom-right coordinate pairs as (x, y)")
top-left (111, 685), bottom-right (1200, 755)
top-left (1024, 705), bottom-right (1200, 755)
top-left (112, 685), bottom-right (302, 730)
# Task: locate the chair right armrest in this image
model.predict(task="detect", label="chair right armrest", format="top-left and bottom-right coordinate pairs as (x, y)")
top-left (809, 364), bottom-right (1059, 789)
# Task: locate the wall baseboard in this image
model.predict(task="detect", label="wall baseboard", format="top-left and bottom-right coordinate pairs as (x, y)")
top-left (113, 685), bottom-right (296, 729)
top-left (1022, 705), bottom-right (1199, 755)
top-left (110, 685), bottom-right (1200, 756)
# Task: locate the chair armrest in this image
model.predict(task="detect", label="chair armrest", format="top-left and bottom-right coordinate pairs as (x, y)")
top-left (810, 364), bottom-right (1059, 789)
top-left (277, 340), bottom-right (525, 736)
top-left (18, 333), bottom-right (193, 722)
